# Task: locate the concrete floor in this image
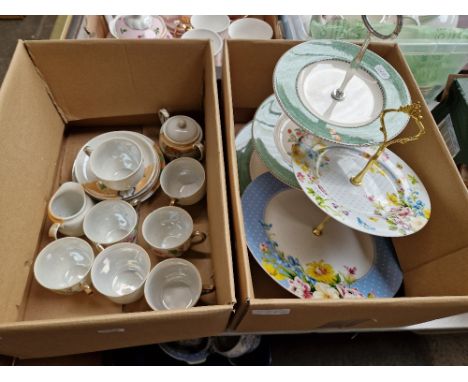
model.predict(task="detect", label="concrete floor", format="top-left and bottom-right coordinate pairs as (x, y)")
top-left (1, 15), bottom-right (468, 366)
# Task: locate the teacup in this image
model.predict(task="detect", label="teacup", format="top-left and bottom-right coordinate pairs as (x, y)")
top-left (144, 258), bottom-right (202, 310)
top-left (34, 237), bottom-right (94, 295)
top-left (84, 137), bottom-right (144, 191)
top-left (181, 29), bottom-right (223, 56)
top-left (160, 157), bottom-right (206, 206)
top-left (190, 15), bottom-right (230, 37)
top-left (142, 206), bottom-right (206, 257)
top-left (48, 182), bottom-right (94, 240)
top-left (83, 200), bottom-right (138, 252)
top-left (91, 243), bottom-right (151, 304)
top-left (158, 109), bottom-right (204, 161)
top-left (228, 18), bottom-right (273, 40)
top-left (123, 15), bottom-right (153, 30)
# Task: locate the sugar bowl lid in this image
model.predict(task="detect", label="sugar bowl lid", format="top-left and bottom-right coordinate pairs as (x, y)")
top-left (164, 116), bottom-right (201, 145)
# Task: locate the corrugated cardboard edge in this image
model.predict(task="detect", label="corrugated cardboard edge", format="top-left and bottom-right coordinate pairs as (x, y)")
top-left (22, 40), bottom-right (69, 123)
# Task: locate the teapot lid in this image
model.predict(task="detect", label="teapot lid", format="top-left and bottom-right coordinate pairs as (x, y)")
top-left (164, 116), bottom-right (201, 145)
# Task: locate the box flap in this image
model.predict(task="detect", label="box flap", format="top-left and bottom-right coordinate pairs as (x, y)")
top-left (0, 305), bottom-right (232, 358)
top-left (24, 40), bottom-right (207, 122)
top-left (0, 41), bottom-right (64, 323)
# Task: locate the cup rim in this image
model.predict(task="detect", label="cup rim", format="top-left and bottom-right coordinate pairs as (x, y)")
top-left (228, 17), bottom-right (274, 39)
top-left (142, 205), bottom-right (194, 250)
top-left (34, 237), bottom-right (94, 291)
top-left (160, 157), bottom-right (206, 200)
top-left (83, 200), bottom-right (138, 245)
top-left (47, 182), bottom-right (87, 222)
top-left (190, 15), bottom-right (230, 33)
top-left (91, 243), bottom-right (151, 298)
top-left (181, 28), bottom-right (223, 56)
top-left (144, 258), bottom-right (202, 311)
top-left (89, 137), bottom-right (144, 183)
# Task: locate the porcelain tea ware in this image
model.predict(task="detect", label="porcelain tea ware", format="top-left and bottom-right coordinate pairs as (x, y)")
top-left (228, 18), bottom-right (273, 39)
top-left (291, 138), bottom-right (431, 237)
top-left (48, 182), bottom-right (94, 239)
top-left (160, 157), bottom-right (206, 206)
top-left (158, 109), bottom-right (204, 161)
top-left (109, 15), bottom-right (169, 39)
top-left (190, 15), bottom-right (230, 35)
top-left (273, 39), bottom-right (411, 145)
top-left (242, 172), bottom-right (403, 299)
top-left (235, 121), bottom-right (269, 194)
top-left (34, 237), bottom-right (94, 295)
top-left (84, 137), bottom-right (145, 192)
top-left (84, 200), bottom-right (138, 251)
top-left (91, 243), bottom-right (151, 304)
top-left (142, 206), bottom-right (206, 257)
top-left (144, 258), bottom-right (202, 310)
top-left (73, 131), bottom-right (163, 203)
top-left (181, 29), bottom-right (223, 56)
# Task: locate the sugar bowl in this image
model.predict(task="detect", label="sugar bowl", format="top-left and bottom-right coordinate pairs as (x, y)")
top-left (158, 109), bottom-right (204, 161)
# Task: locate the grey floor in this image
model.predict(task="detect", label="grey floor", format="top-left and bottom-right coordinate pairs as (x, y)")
top-left (1, 15), bottom-right (468, 366)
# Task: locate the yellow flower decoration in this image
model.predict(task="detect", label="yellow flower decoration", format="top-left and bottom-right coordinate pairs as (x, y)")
top-left (423, 209), bottom-right (431, 219)
top-left (386, 192), bottom-right (400, 206)
top-left (262, 260), bottom-right (287, 281)
top-left (368, 217), bottom-right (379, 222)
top-left (306, 260), bottom-right (336, 284)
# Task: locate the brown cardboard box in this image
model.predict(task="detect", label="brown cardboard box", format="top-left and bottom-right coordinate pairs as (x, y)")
top-left (0, 39), bottom-right (235, 358)
top-left (222, 40), bottom-right (468, 333)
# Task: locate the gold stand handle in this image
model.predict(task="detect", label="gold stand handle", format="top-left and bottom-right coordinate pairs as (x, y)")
top-left (350, 102), bottom-right (425, 186)
top-left (312, 216), bottom-right (331, 236)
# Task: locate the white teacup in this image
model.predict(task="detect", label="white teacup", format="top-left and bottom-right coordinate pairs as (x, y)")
top-left (144, 258), bottom-right (202, 310)
top-left (84, 137), bottom-right (144, 191)
top-left (34, 237), bottom-right (94, 295)
top-left (84, 200), bottom-right (138, 251)
top-left (91, 243), bottom-right (151, 304)
top-left (190, 15), bottom-right (230, 35)
top-left (48, 182), bottom-right (94, 239)
top-left (181, 29), bottom-right (223, 56)
top-left (142, 206), bottom-right (206, 258)
top-left (228, 18), bottom-right (273, 40)
top-left (160, 157), bottom-right (206, 206)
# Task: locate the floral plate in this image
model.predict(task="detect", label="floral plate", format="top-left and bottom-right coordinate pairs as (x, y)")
top-left (109, 15), bottom-right (170, 39)
top-left (235, 121), bottom-right (268, 195)
top-left (73, 131), bottom-right (165, 203)
top-left (242, 172), bottom-right (403, 299)
top-left (291, 139), bottom-right (431, 237)
top-left (273, 40), bottom-right (411, 146)
top-left (253, 95), bottom-right (320, 189)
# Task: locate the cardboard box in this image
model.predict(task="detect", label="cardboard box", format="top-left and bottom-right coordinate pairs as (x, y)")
top-left (222, 40), bottom-right (468, 333)
top-left (0, 39), bottom-right (235, 358)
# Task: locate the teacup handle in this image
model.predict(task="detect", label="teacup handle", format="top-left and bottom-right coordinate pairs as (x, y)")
top-left (159, 108), bottom-right (170, 125)
top-left (83, 145), bottom-right (93, 156)
top-left (169, 199), bottom-right (178, 206)
top-left (94, 243), bottom-right (105, 253)
top-left (193, 143), bottom-right (204, 161)
top-left (190, 230), bottom-right (207, 246)
top-left (48, 223), bottom-right (61, 240)
top-left (80, 283), bottom-right (93, 295)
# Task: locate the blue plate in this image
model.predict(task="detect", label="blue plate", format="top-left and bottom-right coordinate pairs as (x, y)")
top-left (242, 172), bottom-right (403, 299)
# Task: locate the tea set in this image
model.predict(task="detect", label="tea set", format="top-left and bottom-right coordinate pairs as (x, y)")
top-left (108, 15), bottom-right (274, 58)
top-left (34, 109), bottom-right (208, 311)
top-left (238, 16), bottom-right (431, 299)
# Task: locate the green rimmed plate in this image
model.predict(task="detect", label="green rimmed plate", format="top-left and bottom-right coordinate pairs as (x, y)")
top-left (235, 121), bottom-right (268, 194)
top-left (252, 95), bottom-right (321, 189)
top-left (273, 40), bottom-right (411, 146)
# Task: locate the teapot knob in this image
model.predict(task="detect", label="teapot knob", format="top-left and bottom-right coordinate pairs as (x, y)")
top-left (177, 120), bottom-right (187, 129)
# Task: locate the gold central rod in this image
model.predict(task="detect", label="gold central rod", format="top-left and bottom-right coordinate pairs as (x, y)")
top-left (313, 215), bottom-right (331, 236)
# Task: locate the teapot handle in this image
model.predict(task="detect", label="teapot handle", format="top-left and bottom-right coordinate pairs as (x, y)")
top-left (158, 109), bottom-right (170, 125)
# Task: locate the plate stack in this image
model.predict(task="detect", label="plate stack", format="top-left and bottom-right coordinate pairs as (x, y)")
top-left (239, 39), bottom-right (431, 300)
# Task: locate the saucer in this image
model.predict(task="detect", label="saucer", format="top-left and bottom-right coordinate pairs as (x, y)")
top-left (235, 121), bottom-right (268, 194)
top-left (73, 131), bottom-right (164, 202)
top-left (291, 139), bottom-right (431, 237)
top-left (242, 172), bottom-right (403, 299)
top-left (109, 15), bottom-right (169, 39)
top-left (273, 40), bottom-right (411, 146)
